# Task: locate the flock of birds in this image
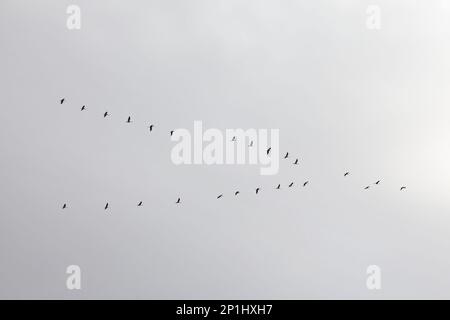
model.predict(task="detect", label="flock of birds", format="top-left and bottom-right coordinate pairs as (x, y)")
top-left (58, 97), bottom-right (407, 211)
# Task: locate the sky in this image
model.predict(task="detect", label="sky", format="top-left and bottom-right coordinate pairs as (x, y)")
top-left (1, 0), bottom-right (450, 299)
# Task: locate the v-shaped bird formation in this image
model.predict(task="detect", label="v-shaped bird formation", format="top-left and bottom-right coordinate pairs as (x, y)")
top-left (58, 98), bottom-right (408, 211)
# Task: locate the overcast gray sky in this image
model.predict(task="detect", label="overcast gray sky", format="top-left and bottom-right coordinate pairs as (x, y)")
top-left (2, 0), bottom-right (450, 299)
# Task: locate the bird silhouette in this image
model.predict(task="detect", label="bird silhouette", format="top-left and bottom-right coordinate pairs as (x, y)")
top-left (137, 201), bottom-right (143, 207)
top-left (231, 136), bottom-right (236, 142)
top-left (364, 186), bottom-right (370, 190)
top-left (127, 116), bottom-right (131, 123)
top-left (149, 125), bottom-right (154, 132)
top-left (249, 141), bottom-right (254, 147)
top-left (375, 180), bottom-right (381, 185)
top-left (170, 130), bottom-right (174, 136)
top-left (293, 159), bottom-right (299, 165)
top-left (256, 188), bottom-right (260, 194)
top-left (235, 191), bottom-right (240, 196)
top-left (266, 147), bottom-right (271, 155)
top-left (176, 198), bottom-right (181, 204)
top-left (104, 112), bottom-right (109, 118)
top-left (303, 181), bottom-right (309, 187)
top-left (104, 202), bottom-right (109, 210)
top-left (400, 186), bottom-right (407, 191)
top-left (62, 203), bottom-right (67, 209)
top-left (344, 172), bottom-right (350, 177)
top-left (81, 105), bottom-right (86, 111)
top-left (284, 152), bottom-right (289, 159)
top-left (288, 182), bottom-right (294, 187)
top-left (60, 98), bottom-right (65, 104)
top-left (217, 194), bottom-right (223, 199)
top-left (276, 184), bottom-right (281, 189)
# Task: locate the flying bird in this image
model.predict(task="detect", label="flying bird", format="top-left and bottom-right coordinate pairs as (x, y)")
top-left (126, 116), bottom-right (131, 123)
top-left (81, 105), bottom-right (86, 111)
top-left (276, 184), bottom-right (281, 190)
top-left (217, 194), bottom-right (223, 199)
top-left (137, 201), bottom-right (143, 207)
top-left (231, 136), bottom-right (236, 142)
top-left (170, 130), bottom-right (174, 136)
top-left (104, 112), bottom-right (109, 118)
top-left (344, 172), bottom-right (350, 177)
top-left (60, 98), bottom-right (65, 104)
top-left (288, 182), bottom-right (294, 187)
top-left (293, 159), bottom-right (299, 165)
top-left (249, 141), bottom-right (254, 147)
top-left (303, 181), bottom-right (309, 187)
top-left (176, 197), bottom-right (181, 204)
top-left (400, 186), bottom-right (407, 191)
top-left (266, 147), bottom-right (271, 155)
top-left (256, 188), bottom-right (260, 194)
top-left (104, 202), bottom-right (109, 210)
top-left (62, 203), bottom-right (67, 209)
top-left (284, 152), bottom-right (289, 159)
top-left (149, 124), bottom-right (154, 132)
top-left (364, 186), bottom-right (370, 190)
top-left (234, 191), bottom-right (240, 196)
top-left (375, 180), bottom-right (381, 185)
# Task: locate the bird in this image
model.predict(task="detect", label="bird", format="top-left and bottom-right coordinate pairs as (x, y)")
top-left (104, 202), bottom-right (109, 210)
top-left (81, 105), bottom-right (86, 111)
top-left (374, 180), bottom-right (381, 185)
top-left (137, 201), bottom-right (143, 207)
top-left (284, 152), bottom-right (289, 159)
top-left (303, 181), bottom-right (309, 187)
top-left (231, 136), bottom-right (236, 142)
top-left (103, 111), bottom-right (109, 118)
top-left (276, 184), bottom-right (281, 189)
top-left (288, 182), bottom-right (294, 188)
top-left (234, 191), bottom-right (240, 196)
top-left (266, 147), bottom-right (271, 155)
top-left (364, 186), bottom-right (370, 190)
top-left (293, 159), bottom-right (299, 165)
top-left (256, 188), bottom-right (260, 194)
top-left (249, 141), bottom-right (254, 147)
top-left (344, 172), bottom-right (350, 177)
top-left (400, 186), bottom-right (407, 191)
top-left (176, 198), bottom-right (181, 204)
top-left (149, 124), bottom-right (154, 132)
top-left (126, 116), bottom-right (131, 123)
top-left (217, 194), bottom-right (223, 199)
top-left (60, 98), bottom-right (65, 104)
top-left (62, 203), bottom-right (67, 209)
top-left (170, 130), bottom-right (174, 136)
